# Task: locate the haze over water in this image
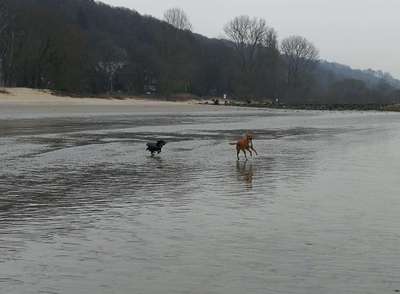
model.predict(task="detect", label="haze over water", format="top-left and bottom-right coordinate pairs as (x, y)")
top-left (1, 106), bottom-right (400, 293)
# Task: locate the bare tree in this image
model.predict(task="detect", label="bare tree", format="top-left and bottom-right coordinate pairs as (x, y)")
top-left (263, 27), bottom-right (278, 50)
top-left (224, 15), bottom-right (276, 71)
top-left (0, 1), bottom-right (11, 86)
top-left (163, 7), bottom-right (192, 31)
top-left (0, 2), bottom-right (9, 35)
top-left (96, 44), bottom-right (128, 93)
top-left (281, 35), bottom-right (319, 87)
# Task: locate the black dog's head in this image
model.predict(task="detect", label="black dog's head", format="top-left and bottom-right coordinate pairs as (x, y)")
top-left (156, 140), bottom-right (166, 147)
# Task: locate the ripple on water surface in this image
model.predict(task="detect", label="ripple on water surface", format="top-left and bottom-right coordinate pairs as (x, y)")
top-left (1, 110), bottom-right (400, 294)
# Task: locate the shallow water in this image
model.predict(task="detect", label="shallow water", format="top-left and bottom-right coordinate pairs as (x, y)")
top-left (1, 106), bottom-right (400, 294)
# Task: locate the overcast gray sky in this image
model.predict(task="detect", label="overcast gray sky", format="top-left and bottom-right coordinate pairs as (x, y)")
top-left (104, 0), bottom-right (399, 78)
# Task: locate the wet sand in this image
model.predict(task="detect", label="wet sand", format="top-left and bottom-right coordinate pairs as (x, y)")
top-left (1, 102), bottom-right (400, 294)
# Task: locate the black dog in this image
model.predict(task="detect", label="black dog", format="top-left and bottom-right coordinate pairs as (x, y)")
top-left (146, 140), bottom-right (166, 156)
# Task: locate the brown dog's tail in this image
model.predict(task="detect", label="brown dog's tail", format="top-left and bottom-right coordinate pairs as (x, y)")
top-left (229, 142), bottom-right (237, 145)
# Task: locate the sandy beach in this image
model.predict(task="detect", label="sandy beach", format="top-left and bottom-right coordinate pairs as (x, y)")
top-left (0, 88), bottom-right (228, 120)
top-left (0, 87), bottom-right (202, 107)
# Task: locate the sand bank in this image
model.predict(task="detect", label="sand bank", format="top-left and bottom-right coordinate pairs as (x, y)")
top-left (0, 88), bottom-right (201, 107)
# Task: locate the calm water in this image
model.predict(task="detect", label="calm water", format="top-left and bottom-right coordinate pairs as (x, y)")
top-left (1, 106), bottom-right (400, 294)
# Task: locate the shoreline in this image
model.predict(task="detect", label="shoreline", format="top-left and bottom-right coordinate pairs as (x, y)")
top-left (2, 88), bottom-right (400, 112)
top-left (204, 100), bottom-right (400, 112)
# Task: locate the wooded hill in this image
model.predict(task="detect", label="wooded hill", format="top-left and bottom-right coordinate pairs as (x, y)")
top-left (1, 0), bottom-right (399, 105)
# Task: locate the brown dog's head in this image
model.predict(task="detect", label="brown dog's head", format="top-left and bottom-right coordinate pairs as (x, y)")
top-left (246, 133), bottom-right (254, 141)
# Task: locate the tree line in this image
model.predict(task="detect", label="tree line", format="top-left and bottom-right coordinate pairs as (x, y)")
top-left (0, 0), bottom-right (399, 105)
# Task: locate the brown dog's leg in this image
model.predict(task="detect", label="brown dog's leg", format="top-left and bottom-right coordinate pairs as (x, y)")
top-left (236, 145), bottom-right (240, 160)
top-left (242, 149), bottom-right (248, 160)
top-left (246, 147), bottom-right (253, 157)
top-left (250, 144), bottom-right (258, 156)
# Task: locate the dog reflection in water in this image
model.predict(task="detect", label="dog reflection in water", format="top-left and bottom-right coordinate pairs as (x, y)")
top-left (236, 161), bottom-right (254, 187)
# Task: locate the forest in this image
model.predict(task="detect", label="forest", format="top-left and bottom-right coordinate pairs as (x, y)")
top-left (1, 0), bottom-right (399, 105)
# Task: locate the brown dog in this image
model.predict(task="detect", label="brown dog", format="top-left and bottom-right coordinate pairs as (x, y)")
top-left (230, 133), bottom-right (258, 160)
